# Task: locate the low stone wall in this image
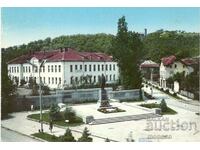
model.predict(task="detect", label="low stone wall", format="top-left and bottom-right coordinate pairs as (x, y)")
top-left (108, 89), bottom-right (141, 100)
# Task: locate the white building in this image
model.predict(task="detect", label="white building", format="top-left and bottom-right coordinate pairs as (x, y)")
top-left (159, 55), bottom-right (196, 88)
top-left (7, 48), bottom-right (119, 89)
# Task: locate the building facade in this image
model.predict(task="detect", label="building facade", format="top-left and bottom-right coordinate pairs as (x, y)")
top-left (7, 48), bottom-right (119, 89)
top-left (159, 55), bottom-right (195, 88)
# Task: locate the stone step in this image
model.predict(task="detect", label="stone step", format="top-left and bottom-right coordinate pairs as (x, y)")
top-left (92, 113), bottom-right (159, 125)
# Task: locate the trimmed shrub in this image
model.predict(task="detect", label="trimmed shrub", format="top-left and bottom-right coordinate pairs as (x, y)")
top-left (64, 107), bottom-right (76, 123)
top-left (78, 127), bottom-right (93, 142)
top-left (160, 99), bottom-right (168, 112)
top-left (60, 128), bottom-right (76, 142)
top-left (49, 104), bottom-right (62, 121)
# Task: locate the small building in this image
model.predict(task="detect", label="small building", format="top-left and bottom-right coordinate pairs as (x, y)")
top-left (7, 47), bottom-right (119, 89)
top-left (140, 60), bottom-right (159, 82)
top-left (159, 55), bottom-right (197, 88)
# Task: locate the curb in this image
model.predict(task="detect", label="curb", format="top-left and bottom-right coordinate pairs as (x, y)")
top-left (1, 125), bottom-right (46, 142)
top-left (27, 116), bottom-right (118, 142)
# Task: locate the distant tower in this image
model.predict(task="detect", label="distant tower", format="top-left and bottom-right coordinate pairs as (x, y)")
top-left (144, 28), bottom-right (147, 37)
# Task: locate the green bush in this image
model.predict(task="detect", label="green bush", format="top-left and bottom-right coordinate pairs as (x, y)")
top-left (64, 107), bottom-right (76, 123)
top-left (160, 99), bottom-right (168, 112)
top-left (42, 85), bottom-right (50, 95)
top-left (60, 128), bottom-right (76, 142)
top-left (78, 127), bottom-right (93, 142)
top-left (49, 104), bottom-right (62, 121)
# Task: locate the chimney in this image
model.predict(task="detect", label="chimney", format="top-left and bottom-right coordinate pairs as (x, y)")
top-left (144, 28), bottom-right (147, 37)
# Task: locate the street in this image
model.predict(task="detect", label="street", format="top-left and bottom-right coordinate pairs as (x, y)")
top-left (143, 84), bottom-right (200, 113)
top-left (1, 127), bottom-right (40, 142)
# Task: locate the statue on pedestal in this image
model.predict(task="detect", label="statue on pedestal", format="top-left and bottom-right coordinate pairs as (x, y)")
top-left (99, 74), bottom-right (110, 108)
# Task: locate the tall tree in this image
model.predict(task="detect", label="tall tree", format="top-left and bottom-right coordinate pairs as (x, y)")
top-left (111, 16), bottom-right (143, 89)
top-left (1, 53), bottom-right (16, 119)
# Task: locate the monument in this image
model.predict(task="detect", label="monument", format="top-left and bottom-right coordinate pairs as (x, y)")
top-left (98, 74), bottom-right (111, 108)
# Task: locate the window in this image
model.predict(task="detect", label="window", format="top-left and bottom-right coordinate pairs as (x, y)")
top-left (43, 66), bottom-right (45, 72)
top-left (35, 66), bottom-right (38, 73)
top-left (26, 77), bottom-right (28, 81)
top-left (17, 67), bottom-right (19, 73)
top-left (94, 76), bottom-right (96, 82)
top-left (106, 75), bottom-right (108, 81)
top-left (55, 65), bottom-right (57, 72)
top-left (51, 65), bottom-right (53, 72)
top-left (174, 64), bottom-right (177, 68)
top-left (26, 66), bottom-right (28, 73)
top-left (70, 65), bottom-right (73, 72)
top-left (89, 65), bottom-right (91, 71)
top-left (52, 77), bottom-right (54, 84)
top-left (58, 65), bottom-right (61, 72)
top-left (110, 64), bottom-right (112, 71)
top-left (113, 75), bottom-right (115, 81)
top-left (106, 64), bottom-right (108, 71)
top-left (55, 77), bottom-right (57, 84)
top-left (59, 77), bottom-right (61, 84)
top-left (98, 64), bottom-right (100, 71)
top-left (43, 77), bottom-right (45, 84)
top-left (48, 66), bottom-right (50, 72)
top-left (29, 66), bottom-right (31, 72)
top-left (70, 77), bottom-right (73, 84)
top-left (110, 75), bottom-right (112, 81)
top-left (85, 65), bottom-right (87, 72)
top-left (80, 65), bottom-right (82, 70)
top-left (75, 77), bottom-right (78, 83)
top-left (102, 64), bottom-right (104, 71)
top-left (48, 77), bottom-right (50, 84)
top-left (93, 65), bottom-right (96, 71)
top-left (113, 64), bottom-right (115, 71)
top-left (75, 65), bottom-right (78, 70)
top-left (183, 65), bottom-right (185, 68)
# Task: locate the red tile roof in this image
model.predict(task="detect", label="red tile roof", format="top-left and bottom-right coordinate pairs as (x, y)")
top-left (7, 48), bottom-right (113, 64)
top-left (140, 60), bottom-right (159, 68)
top-left (180, 58), bottom-right (198, 66)
top-left (161, 55), bottom-right (176, 66)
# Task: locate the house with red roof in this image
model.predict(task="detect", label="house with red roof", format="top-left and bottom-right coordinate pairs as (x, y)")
top-left (159, 55), bottom-right (197, 89)
top-left (7, 47), bottom-right (119, 89)
top-left (140, 60), bottom-right (159, 81)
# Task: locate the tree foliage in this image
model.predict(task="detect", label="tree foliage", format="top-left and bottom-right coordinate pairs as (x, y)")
top-left (78, 127), bottom-right (93, 142)
top-left (143, 30), bottom-right (199, 62)
top-left (60, 128), bottom-right (76, 142)
top-left (160, 99), bottom-right (168, 112)
top-left (49, 104), bottom-right (62, 121)
top-left (111, 16), bottom-right (143, 89)
top-left (64, 106), bottom-right (76, 123)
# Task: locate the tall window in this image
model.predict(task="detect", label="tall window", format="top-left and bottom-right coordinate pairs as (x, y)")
top-left (106, 64), bottom-right (108, 71)
top-left (113, 64), bottom-right (115, 71)
top-left (94, 76), bottom-right (96, 82)
top-left (85, 65), bottom-right (87, 72)
top-left (80, 65), bottom-right (82, 70)
top-left (58, 65), bottom-right (61, 72)
top-left (102, 64), bottom-right (104, 71)
top-left (98, 65), bottom-right (100, 71)
top-left (51, 65), bottom-right (53, 72)
top-left (70, 77), bottom-right (73, 84)
top-left (43, 77), bottom-right (45, 84)
top-left (70, 65), bottom-right (73, 72)
top-left (59, 77), bottom-right (61, 84)
top-left (29, 66), bottom-right (31, 72)
top-left (55, 65), bottom-right (57, 72)
top-left (17, 67), bottom-right (19, 73)
top-left (93, 65), bottom-right (96, 71)
top-left (75, 65), bottom-right (78, 70)
top-left (43, 66), bottom-right (45, 72)
top-left (35, 66), bottom-right (38, 73)
top-left (110, 75), bottom-right (112, 81)
top-left (52, 77), bottom-right (54, 84)
top-left (48, 77), bottom-right (50, 84)
top-left (110, 64), bottom-right (112, 71)
top-left (48, 66), bottom-right (50, 72)
top-left (26, 66), bottom-right (27, 73)
top-left (113, 75), bottom-right (115, 81)
top-left (89, 65), bottom-right (91, 71)
top-left (55, 77), bottom-right (57, 84)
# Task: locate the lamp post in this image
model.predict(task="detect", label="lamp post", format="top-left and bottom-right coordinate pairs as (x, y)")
top-left (27, 59), bottom-right (46, 132)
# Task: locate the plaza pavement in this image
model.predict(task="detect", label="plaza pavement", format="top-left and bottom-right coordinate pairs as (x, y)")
top-left (1, 86), bottom-right (200, 142)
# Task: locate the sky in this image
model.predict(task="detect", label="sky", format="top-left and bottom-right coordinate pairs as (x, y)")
top-left (1, 7), bottom-right (200, 48)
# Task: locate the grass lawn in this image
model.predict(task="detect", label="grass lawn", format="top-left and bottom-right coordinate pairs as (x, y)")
top-left (32, 132), bottom-right (60, 142)
top-left (139, 103), bottom-right (177, 115)
top-left (27, 113), bottom-right (84, 127)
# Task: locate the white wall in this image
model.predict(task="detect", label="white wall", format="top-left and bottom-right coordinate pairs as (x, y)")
top-left (8, 59), bottom-right (119, 89)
